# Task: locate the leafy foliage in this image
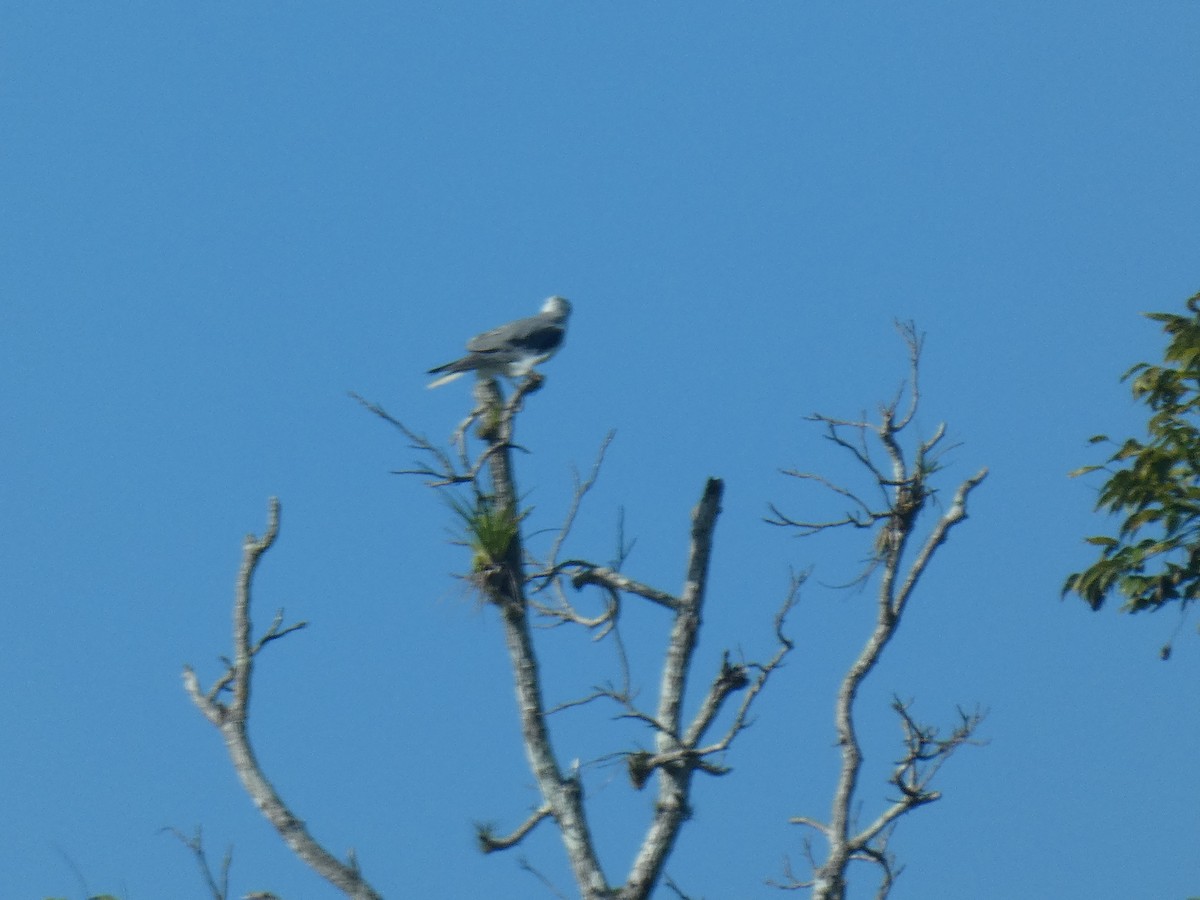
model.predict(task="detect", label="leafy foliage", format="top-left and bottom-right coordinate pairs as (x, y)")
top-left (1066, 291), bottom-right (1200, 614)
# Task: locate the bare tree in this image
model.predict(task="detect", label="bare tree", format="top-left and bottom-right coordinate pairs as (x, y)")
top-left (767, 323), bottom-right (988, 899)
top-left (181, 323), bottom-right (986, 900)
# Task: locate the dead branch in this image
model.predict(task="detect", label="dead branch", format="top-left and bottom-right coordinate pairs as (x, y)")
top-left (847, 700), bottom-right (986, 853)
top-left (350, 391), bottom-right (470, 485)
top-left (466, 376), bottom-right (612, 899)
top-left (518, 857), bottom-right (572, 900)
top-left (182, 499), bottom-right (382, 900)
top-left (892, 321), bottom-right (923, 432)
top-left (478, 804), bottom-right (555, 853)
top-left (546, 683), bottom-right (634, 717)
top-left (662, 873), bottom-right (703, 899)
top-left (560, 563), bottom-right (679, 611)
top-left (164, 826), bottom-right (231, 900)
top-left (771, 329), bottom-right (987, 900)
top-left (530, 587), bottom-right (621, 635)
top-left (618, 478), bottom-right (744, 899)
top-left (545, 430), bottom-right (617, 568)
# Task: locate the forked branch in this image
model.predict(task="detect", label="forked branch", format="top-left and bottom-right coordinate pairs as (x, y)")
top-left (182, 499), bottom-right (382, 900)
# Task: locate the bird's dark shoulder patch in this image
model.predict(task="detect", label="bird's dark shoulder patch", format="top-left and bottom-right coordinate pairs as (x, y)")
top-left (521, 323), bottom-right (565, 352)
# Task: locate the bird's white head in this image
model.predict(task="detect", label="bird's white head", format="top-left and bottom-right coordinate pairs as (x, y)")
top-left (541, 296), bottom-right (572, 320)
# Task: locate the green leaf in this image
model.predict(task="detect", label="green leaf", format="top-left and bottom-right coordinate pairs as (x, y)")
top-left (1114, 438), bottom-right (1145, 461)
top-left (1121, 507), bottom-right (1164, 533)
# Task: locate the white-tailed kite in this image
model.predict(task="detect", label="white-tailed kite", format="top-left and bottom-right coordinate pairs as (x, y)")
top-left (427, 296), bottom-right (571, 388)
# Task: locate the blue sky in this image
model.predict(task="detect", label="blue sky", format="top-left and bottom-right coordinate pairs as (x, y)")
top-left (3, 4), bottom-right (1199, 898)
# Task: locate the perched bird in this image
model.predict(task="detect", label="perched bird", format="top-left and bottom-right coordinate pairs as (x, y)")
top-left (427, 296), bottom-right (571, 388)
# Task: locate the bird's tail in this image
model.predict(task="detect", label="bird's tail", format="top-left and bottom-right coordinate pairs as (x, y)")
top-left (427, 370), bottom-right (467, 389)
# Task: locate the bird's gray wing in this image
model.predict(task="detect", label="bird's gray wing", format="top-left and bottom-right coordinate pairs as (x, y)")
top-left (428, 319), bottom-right (564, 375)
top-left (465, 313), bottom-right (563, 354)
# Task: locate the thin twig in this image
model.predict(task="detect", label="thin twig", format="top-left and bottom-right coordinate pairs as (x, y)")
top-left (546, 430), bottom-right (617, 569)
top-left (163, 826), bottom-right (231, 900)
